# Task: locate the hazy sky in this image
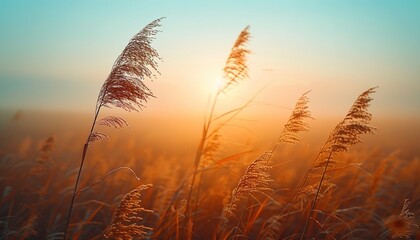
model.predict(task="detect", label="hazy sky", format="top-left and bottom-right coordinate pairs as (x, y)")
top-left (0, 1), bottom-right (419, 119)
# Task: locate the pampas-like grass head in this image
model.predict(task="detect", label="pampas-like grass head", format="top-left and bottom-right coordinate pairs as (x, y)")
top-left (87, 18), bottom-right (164, 144)
top-left (225, 151), bottom-right (273, 216)
top-left (97, 17), bottom-right (164, 113)
top-left (279, 91), bottom-right (312, 144)
top-left (219, 26), bottom-right (250, 94)
top-left (104, 184), bottom-right (154, 240)
top-left (314, 87), bottom-right (377, 169)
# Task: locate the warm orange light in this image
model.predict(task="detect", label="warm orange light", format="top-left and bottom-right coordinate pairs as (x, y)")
top-left (214, 77), bottom-right (225, 92)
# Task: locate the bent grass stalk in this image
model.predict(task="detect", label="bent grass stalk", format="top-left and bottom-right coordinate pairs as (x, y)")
top-left (183, 26), bottom-right (251, 231)
top-left (63, 18), bottom-right (163, 239)
top-left (103, 184), bottom-right (153, 239)
top-left (229, 91), bottom-right (312, 239)
top-left (300, 87), bottom-right (377, 239)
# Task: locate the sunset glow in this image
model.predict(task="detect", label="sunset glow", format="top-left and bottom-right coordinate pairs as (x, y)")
top-left (0, 1), bottom-right (419, 239)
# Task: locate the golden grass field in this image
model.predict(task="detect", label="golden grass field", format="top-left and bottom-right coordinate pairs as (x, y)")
top-left (0, 19), bottom-right (419, 240)
top-left (0, 108), bottom-right (419, 240)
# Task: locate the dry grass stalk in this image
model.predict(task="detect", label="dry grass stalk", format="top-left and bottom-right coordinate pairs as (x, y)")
top-left (201, 133), bottom-right (222, 167)
top-left (220, 26), bottom-right (250, 94)
top-left (260, 214), bottom-right (283, 240)
top-left (89, 17), bottom-right (163, 143)
top-left (385, 199), bottom-right (418, 239)
top-left (227, 91), bottom-right (312, 238)
top-left (64, 17), bottom-right (163, 239)
top-left (96, 18), bottom-right (163, 113)
top-left (226, 150), bottom-right (273, 216)
top-left (104, 184), bottom-right (153, 240)
top-left (184, 26), bottom-right (251, 228)
top-left (301, 87), bottom-right (377, 239)
top-left (268, 91), bottom-right (312, 165)
top-left (277, 91), bottom-right (312, 145)
top-left (313, 87), bottom-right (377, 171)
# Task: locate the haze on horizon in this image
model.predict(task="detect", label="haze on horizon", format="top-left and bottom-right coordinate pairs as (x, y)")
top-left (0, 0), bottom-right (419, 120)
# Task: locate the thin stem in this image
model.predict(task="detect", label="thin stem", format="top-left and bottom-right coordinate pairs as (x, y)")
top-left (231, 194), bottom-right (252, 239)
top-left (63, 144), bottom-right (88, 239)
top-left (276, 139), bottom-right (330, 240)
top-left (300, 138), bottom-right (337, 240)
top-left (183, 92), bottom-right (219, 238)
top-left (75, 167), bottom-right (140, 197)
top-left (63, 106), bottom-right (101, 239)
top-left (192, 169), bottom-right (204, 228)
top-left (276, 168), bottom-right (311, 239)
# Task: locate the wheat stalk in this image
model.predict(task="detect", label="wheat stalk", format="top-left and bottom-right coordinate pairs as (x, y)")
top-left (300, 87), bottom-right (377, 239)
top-left (63, 17), bottom-right (163, 239)
top-left (104, 184), bottom-right (153, 240)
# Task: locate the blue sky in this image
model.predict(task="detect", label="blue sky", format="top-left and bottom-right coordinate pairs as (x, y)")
top-left (0, 0), bottom-right (419, 118)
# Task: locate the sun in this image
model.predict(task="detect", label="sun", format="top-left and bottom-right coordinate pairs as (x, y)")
top-left (214, 77), bottom-right (225, 92)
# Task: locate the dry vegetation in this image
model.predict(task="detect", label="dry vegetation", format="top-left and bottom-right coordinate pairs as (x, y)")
top-left (0, 19), bottom-right (419, 240)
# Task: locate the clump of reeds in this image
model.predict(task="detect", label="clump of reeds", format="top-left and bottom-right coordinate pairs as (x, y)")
top-left (300, 87), bottom-right (377, 239)
top-left (104, 184), bottom-right (154, 239)
top-left (227, 91), bottom-right (312, 238)
top-left (183, 25), bottom-right (251, 227)
top-left (64, 17), bottom-right (164, 238)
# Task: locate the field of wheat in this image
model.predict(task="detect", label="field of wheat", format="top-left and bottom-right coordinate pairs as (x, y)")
top-left (1, 15), bottom-right (419, 240)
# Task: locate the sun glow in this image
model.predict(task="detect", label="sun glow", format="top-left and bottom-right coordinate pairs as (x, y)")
top-left (214, 77), bottom-right (225, 92)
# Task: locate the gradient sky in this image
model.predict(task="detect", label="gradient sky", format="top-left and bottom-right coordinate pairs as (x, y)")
top-left (0, 1), bottom-right (419, 119)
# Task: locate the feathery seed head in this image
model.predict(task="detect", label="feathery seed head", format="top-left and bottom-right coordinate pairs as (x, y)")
top-left (88, 131), bottom-right (110, 144)
top-left (314, 87), bottom-right (377, 169)
top-left (104, 184), bottom-right (153, 240)
top-left (97, 116), bottom-right (131, 129)
top-left (219, 26), bottom-right (251, 94)
top-left (97, 18), bottom-right (164, 113)
top-left (226, 151), bottom-right (273, 216)
top-left (279, 91), bottom-right (313, 144)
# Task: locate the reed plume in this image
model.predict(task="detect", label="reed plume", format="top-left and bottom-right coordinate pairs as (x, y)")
top-left (312, 87), bottom-right (377, 171)
top-left (104, 184), bottom-right (153, 240)
top-left (247, 91), bottom-right (312, 238)
top-left (184, 26), bottom-right (251, 228)
top-left (277, 91), bottom-right (312, 145)
top-left (268, 91), bottom-right (312, 165)
top-left (300, 86), bottom-right (377, 239)
top-left (225, 151), bottom-right (273, 216)
top-left (64, 17), bottom-right (163, 239)
top-left (219, 26), bottom-right (250, 94)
